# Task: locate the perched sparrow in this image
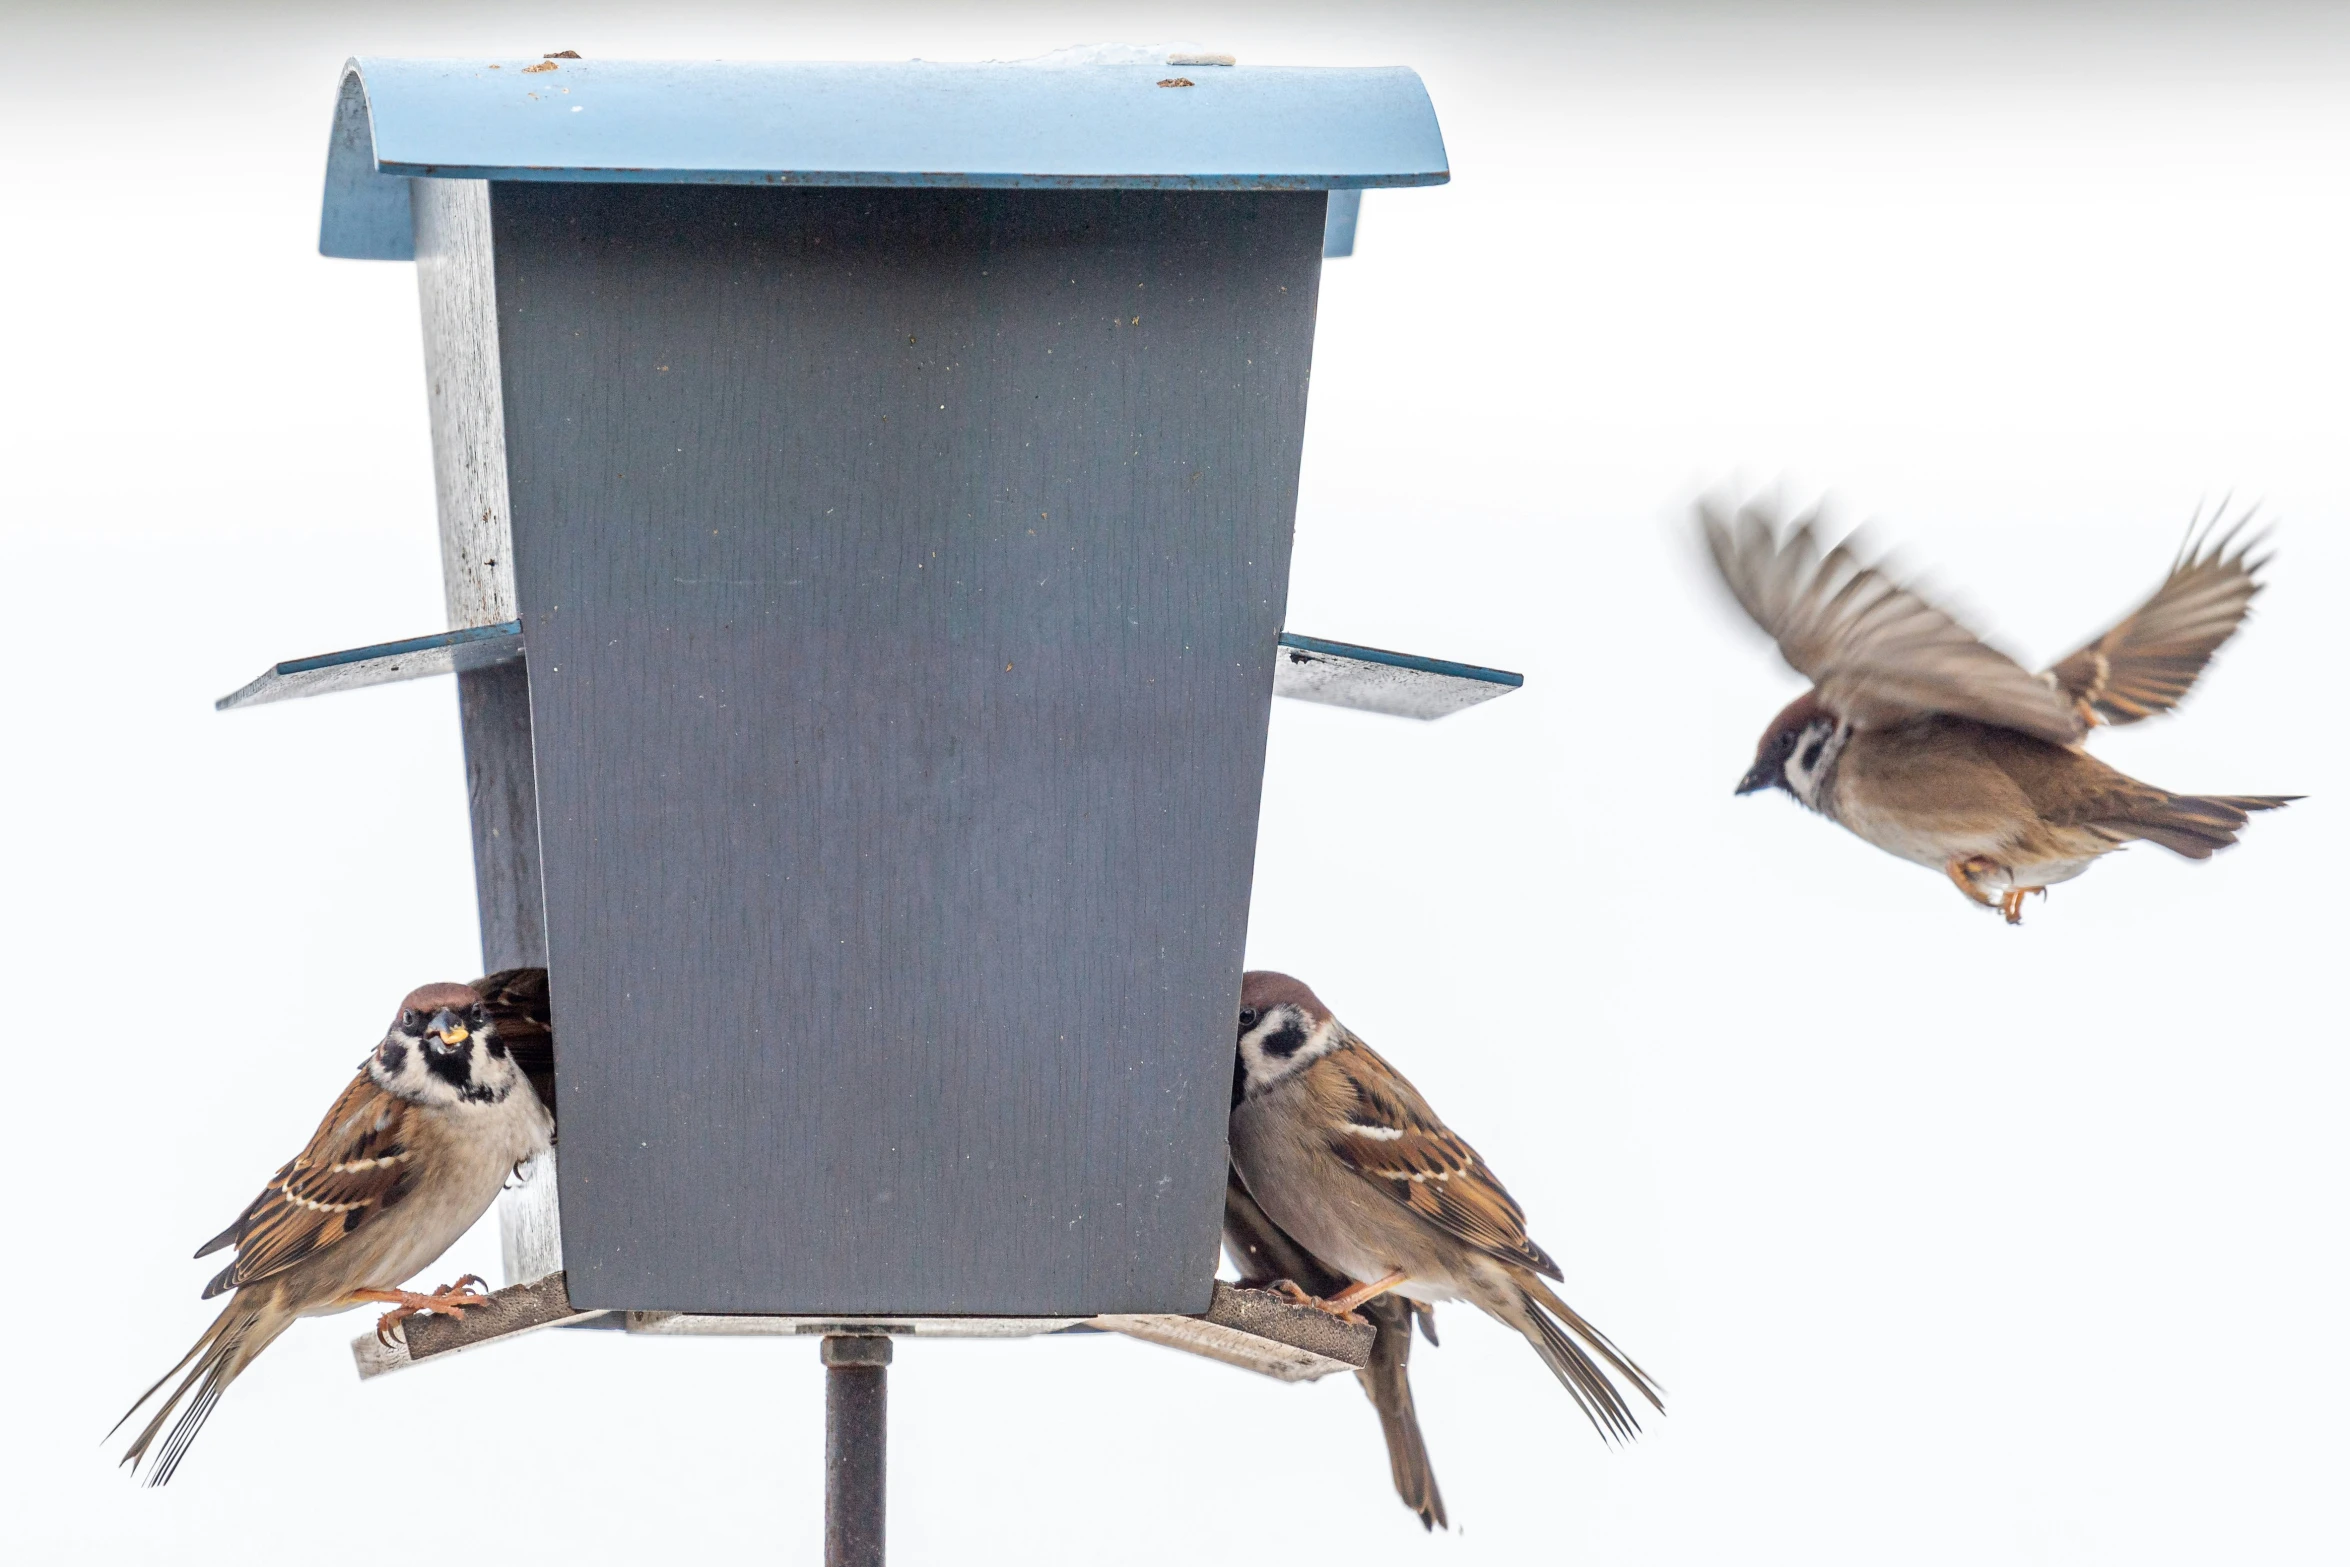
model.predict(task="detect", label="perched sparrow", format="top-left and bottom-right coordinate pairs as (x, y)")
top-left (1703, 498), bottom-right (2297, 922)
top-left (1228, 972), bottom-right (1662, 1442)
top-left (113, 982), bottom-right (553, 1484)
top-left (1225, 1168), bottom-right (1448, 1530)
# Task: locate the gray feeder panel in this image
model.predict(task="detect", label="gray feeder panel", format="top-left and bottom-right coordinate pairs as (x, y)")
top-left (507, 181), bottom-right (1319, 1316)
top-left (317, 55), bottom-right (1449, 1317)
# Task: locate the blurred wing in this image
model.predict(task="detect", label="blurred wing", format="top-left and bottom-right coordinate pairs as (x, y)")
top-left (1325, 1041), bottom-right (1563, 1281)
top-left (2044, 513), bottom-right (2267, 726)
top-left (197, 1073), bottom-right (419, 1298)
top-left (1700, 498), bottom-right (2084, 746)
top-left (474, 965), bottom-right (555, 1127)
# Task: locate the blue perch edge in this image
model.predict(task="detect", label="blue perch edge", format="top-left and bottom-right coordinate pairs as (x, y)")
top-left (214, 622), bottom-right (525, 711)
top-left (216, 623), bottom-right (1520, 721)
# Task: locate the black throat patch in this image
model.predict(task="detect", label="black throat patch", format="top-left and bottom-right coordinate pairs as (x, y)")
top-left (423, 1041), bottom-right (503, 1104)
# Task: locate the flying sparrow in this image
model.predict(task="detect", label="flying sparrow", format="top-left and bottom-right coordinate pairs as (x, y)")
top-left (1227, 971), bottom-right (1662, 1442)
top-left (1225, 1167), bottom-right (1448, 1529)
top-left (113, 981), bottom-right (554, 1484)
top-left (1703, 497), bottom-right (2297, 922)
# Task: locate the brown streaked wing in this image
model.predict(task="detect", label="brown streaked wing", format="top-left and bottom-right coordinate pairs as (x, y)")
top-left (1325, 1040), bottom-right (1563, 1281)
top-left (199, 1072), bottom-right (419, 1299)
top-left (1699, 499), bottom-right (2084, 747)
top-left (2044, 515), bottom-right (2266, 726)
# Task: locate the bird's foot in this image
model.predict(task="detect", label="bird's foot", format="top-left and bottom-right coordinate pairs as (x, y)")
top-left (1944, 855), bottom-right (2004, 911)
top-left (1320, 1268), bottom-right (1410, 1316)
top-left (1261, 1277), bottom-right (1370, 1325)
top-left (1998, 886), bottom-right (2047, 926)
top-left (351, 1276), bottom-right (494, 1346)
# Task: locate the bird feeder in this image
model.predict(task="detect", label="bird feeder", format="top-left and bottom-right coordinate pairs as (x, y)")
top-left (222, 51), bottom-right (1516, 1560)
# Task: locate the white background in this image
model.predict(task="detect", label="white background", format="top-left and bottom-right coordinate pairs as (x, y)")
top-left (3, 3), bottom-right (2342, 1562)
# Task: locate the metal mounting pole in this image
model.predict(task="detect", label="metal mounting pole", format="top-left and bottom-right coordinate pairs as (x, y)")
top-left (822, 1335), bottom-right (890, 1567)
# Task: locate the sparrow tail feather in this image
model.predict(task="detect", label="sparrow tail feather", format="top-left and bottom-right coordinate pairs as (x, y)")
top-left (1508, 1275), bottom-right (1666, 1445)
top-left (2099, 792), bottom-right (2298, 860)
top-left (114, 1297), bottom-right (291, 1486)
top-left (1357, 1299), bottom-right (1447, 1531)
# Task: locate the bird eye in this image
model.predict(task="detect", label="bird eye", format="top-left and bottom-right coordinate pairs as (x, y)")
top-left (470, 1004), bottom-right (489, 1028)
top-left (1238, 1006), bottom-right (1261, 1029)
top-left (400, 1008), bottom-right (422, 1030)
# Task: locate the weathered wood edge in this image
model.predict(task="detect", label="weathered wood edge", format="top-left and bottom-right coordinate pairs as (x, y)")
top-left (351, 1271), bottom-right (613, 1380)
top-left (1094, 1280), bottom-right (1372, 1383)
top-left (352, 1275), bottom-right (1369, 1383)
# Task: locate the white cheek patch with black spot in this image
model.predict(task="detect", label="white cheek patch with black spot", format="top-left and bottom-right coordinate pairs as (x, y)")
top-left (1258, 1019), bottom-right (1310, 1060)
top-left (1782, 719), bottom-right (1848, 808)
top-left (368, 1034), bottom-right (425, 1096)
top-left (1236, 1009), bottom-right (1340, 1097)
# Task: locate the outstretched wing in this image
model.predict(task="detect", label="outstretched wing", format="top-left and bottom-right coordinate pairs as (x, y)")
top-left (2045, 511), bottom-right (2267, 727)
top-left (1325, 1039), bottom-right (1564, 1281)
top-left (193, 1072), bottom-right (419, 1299)
top-left (474, 965), bottom-right (554, 1127)
top-left (1700, 498), bottom-right (2085, 747)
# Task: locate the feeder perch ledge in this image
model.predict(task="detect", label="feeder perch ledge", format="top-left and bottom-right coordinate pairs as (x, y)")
top-left (353, 1274), bottom-right (1374, 1384)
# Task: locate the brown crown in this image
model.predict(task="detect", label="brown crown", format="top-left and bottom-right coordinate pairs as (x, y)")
top-left (1240, 969), bottom-right (1330, 1022)
top-left (394, 981), bottom-right (483, 1021)
top-left (1755, 688), bottom-right (1827, 754)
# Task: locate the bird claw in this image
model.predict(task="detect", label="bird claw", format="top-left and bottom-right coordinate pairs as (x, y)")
top-left (1947, 856), bottom-right (2047, 924)
top-left (1945, 854), bottom-right (2003, 910)
top-left (361, 1277), bottom-right (497, 1346)
top-left (1261, 1276), bottom-right (1371, 1326)
top-left (1264, 1278), bottom-right (1318, 1307)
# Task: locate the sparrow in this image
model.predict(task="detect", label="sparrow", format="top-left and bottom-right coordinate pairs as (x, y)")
top-left (1225, 1167), bottom-right (1449, 1529)
top-left (1227, 971), bottom-right (1662, 1443)
top-left (1703, 497), bottom-right (2297, 922)
top-left (113, 981), bottom-right (554, 1484)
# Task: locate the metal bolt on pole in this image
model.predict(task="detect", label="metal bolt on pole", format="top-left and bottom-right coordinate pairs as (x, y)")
top-left (822, 1334), bottom-right (891, 1567)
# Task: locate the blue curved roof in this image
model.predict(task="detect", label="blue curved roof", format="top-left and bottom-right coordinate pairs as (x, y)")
top-left (321, 56), bottom-right (1449, 259)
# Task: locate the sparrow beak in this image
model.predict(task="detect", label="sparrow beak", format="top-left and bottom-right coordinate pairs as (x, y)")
top-left (1734, 763), bottom-right (1775, 796)
top-left (426, 1009), bottom-right (470, 1052)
